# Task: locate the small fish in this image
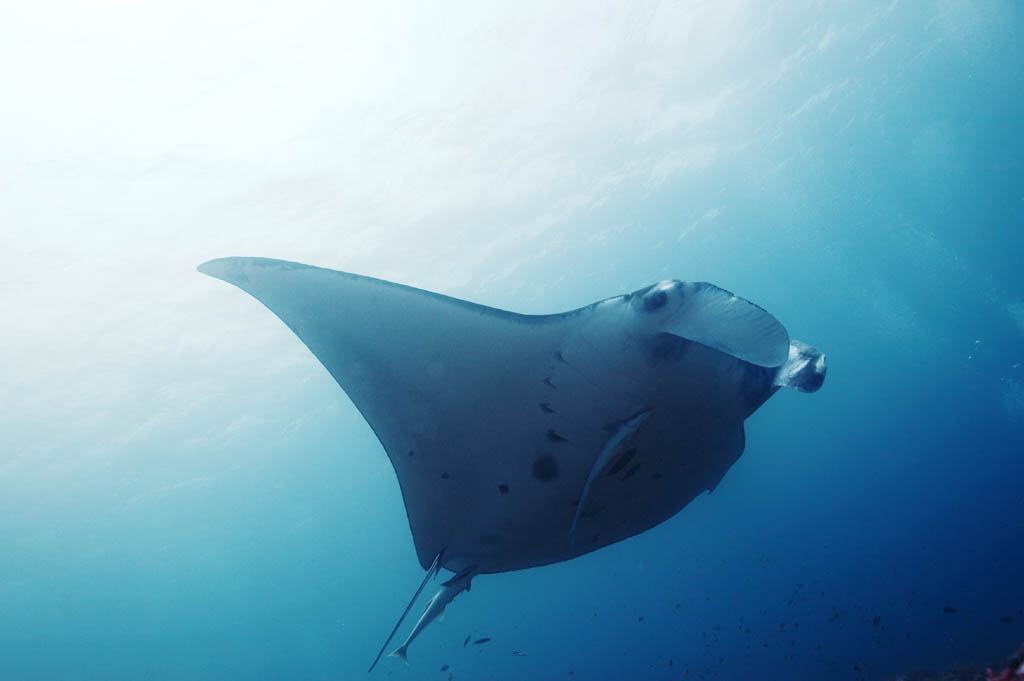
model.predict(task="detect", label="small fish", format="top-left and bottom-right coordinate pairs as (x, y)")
top-left (463, 636), bottom-right (471, 647)
top-left (942, 605), bottom-right (957, 614)
top-left (1001, 616), bottom-right (1014, 623)
top-left (512, 651), bottom-right (526, 657)
top-left (440, 664), bottom-right (449, 671)
top-left (473, 637), bottom-right (491, 645)
top-left (872, 616), bottom-right (881, 629)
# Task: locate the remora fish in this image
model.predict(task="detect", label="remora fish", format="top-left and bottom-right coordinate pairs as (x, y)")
top-left (389, 570), bottom-right (475, 664)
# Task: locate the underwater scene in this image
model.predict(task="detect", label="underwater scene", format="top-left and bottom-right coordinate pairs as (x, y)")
top-left (2, 1), bottom-right (1022, 680)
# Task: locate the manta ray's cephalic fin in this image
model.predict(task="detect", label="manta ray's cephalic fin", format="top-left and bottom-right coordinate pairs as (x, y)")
top-left (773, 340), bottom-right (827, 393)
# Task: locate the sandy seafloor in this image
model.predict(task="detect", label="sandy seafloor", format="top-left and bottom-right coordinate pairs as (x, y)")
top-left (1, 1), bottom-right (1022, 680)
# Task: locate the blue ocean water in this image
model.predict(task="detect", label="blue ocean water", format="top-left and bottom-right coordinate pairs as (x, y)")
top-left (1, 1), bottom-right (1022, 680)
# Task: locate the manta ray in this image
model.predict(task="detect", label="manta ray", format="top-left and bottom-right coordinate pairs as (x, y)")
top-left (198, 257), bottom-right (826, 669)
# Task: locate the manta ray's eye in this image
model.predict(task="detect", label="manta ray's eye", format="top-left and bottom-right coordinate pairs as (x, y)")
top-left (643, 289), bottom-right (667, 311)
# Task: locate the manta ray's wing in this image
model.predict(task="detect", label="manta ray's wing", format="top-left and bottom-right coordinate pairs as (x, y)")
top-left (198, 257), bottom-right (572, 570)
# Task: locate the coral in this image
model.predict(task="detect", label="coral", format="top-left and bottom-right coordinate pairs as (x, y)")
top-left (887, 643), bottom-right (1024, 681)
top-left (985, 642), bottom-right (1024, 681)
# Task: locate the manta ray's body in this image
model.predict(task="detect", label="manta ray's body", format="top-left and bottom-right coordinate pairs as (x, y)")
top-left (199, 257), bottom-right (826, 667)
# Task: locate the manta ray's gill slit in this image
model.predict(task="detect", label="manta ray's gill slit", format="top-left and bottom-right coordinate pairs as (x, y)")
top-left (553, 350), bottom-right (568, 363)
top-left (538, 402), bottom-right (556, 414)
top-left (542, 376), bottom-right (556, 388)
top-left (546, 429), bottom-right (568, 443)
top-left (497, 483), bottom-right (509, 495)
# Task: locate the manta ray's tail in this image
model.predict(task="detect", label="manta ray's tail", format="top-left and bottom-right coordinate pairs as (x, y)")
top-left (774, 340), bottom-right (826, 393)
top-left (367, 551), bottom-right (443, 672)
top-left (388, 645), bottom-right (409, 664)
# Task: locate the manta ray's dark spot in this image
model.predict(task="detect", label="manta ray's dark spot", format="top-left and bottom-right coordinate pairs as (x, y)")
top-left (653, 472), bottom-right (662, 479)
top-left (498, 483), bottom-right (509, 495)
top-left (441, 472), bottom-right (450, 479)
top-left (650, 332), bottom-right (688, 361)
top-left (475, 533), bottom-right (501, 546)
top-left (580, 506), bottom-right (604, 519)
top-left (408, 450), bottom-right (414, 457)
top-left (620, 463), bottom-right (640, 481)
top-left (589, 533), bottom-right (602, 544)
top-left (643, 289), bottom-right (667, 311)
top-left (606, 448), bottom-right (636, 477)
top-left (539, 402), bottom-right (556, 414)
top-left (546, 429), bottom-right (568, 443)
top-left (532, 454), bottom-right (559, 481)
